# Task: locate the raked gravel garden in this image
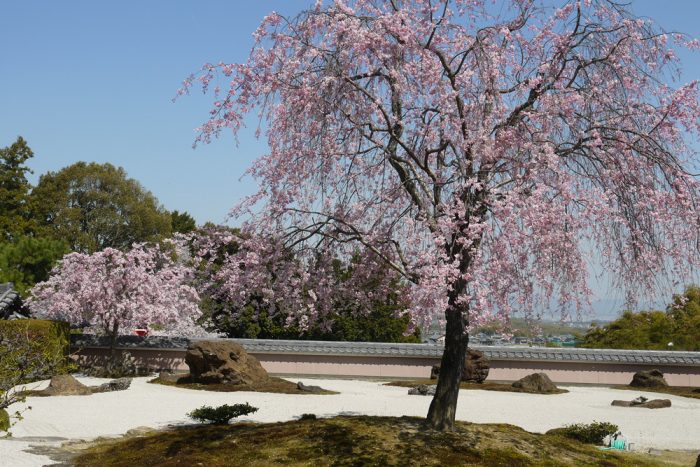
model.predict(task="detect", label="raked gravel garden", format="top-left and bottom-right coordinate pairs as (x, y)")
top-left (2, 375), bottom-right (699, 466)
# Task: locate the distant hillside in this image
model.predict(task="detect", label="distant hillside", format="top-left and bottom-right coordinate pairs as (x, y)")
top-left (476, 318), bottom-right (589, 338)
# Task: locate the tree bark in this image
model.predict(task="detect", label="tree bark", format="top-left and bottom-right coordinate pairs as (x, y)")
top-left (425, 304), bottom-right (468, 430)
top-left (108, 321), bottom-right (119, 372)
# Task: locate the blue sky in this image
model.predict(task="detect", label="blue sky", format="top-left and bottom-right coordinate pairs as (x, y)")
top-left (1, 1), bottom-right (699, 315)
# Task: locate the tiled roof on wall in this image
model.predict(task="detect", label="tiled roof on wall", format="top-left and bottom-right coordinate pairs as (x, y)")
top-left (70, 335), bottom-right (700, 366)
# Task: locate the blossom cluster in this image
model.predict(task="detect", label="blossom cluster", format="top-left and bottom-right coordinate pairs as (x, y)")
top-left (183, 0), bottom-right (700, 332)
top-left (29, 243), bottom-right (203, 337)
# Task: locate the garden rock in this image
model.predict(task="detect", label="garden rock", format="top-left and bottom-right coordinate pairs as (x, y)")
top-left (157, 371), bottom-right (183, 384)
top-left (630, 369), bottom-right (668, 388)
top-left (408, 384), bottom-right (436, 396)
top-left (430, 348), bottom-right (490, 383)
top-left (297, 381), bottom-right (324, 394)
top-left (511, 373), bottom-right (560, 393)
top-left (185, 341), bottom-right (269, 385)
top-left (611, 398), bottom-right (671, 409)
top-left (94, 377), bottom-right (132, 393)
top-left (38, 374), bottom-right (92, 396)
top-left (463, 349), bottom-right (490, 383)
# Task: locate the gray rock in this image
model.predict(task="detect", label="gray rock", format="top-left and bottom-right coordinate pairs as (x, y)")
top-left (408, 384), bottom-right (436, 396)
top-left (511, 373), bottom-right (560, 393)
top-left (35, 375), bottom-right (92, 396)
top-left (94, 377), bottom-right (132, 393)
top-left (185, 340), bottom-right (268, 385)
top-left (157, 371), bottom-right (183, 384)
top-left (297, 381), bottom-right (324, 394)
top-left (431, 348), bottom-right (490, 383)
top-left (611, 398), bottom-right (672, 409)
top-left (630, 369), bottom-right (668, 388)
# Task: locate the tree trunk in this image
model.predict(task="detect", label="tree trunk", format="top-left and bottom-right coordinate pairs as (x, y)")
top-left (425, 305), bottom-right (468, 431)
top-left (108, 322), bottom-right (119, 373)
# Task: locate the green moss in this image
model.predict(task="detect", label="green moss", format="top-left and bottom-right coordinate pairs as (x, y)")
top-left (0, 408), bottom-right (9, 432)
top-left (149, 375), bottom-right (338, 395)
top-left (73, 416), bottom-right (664, 467)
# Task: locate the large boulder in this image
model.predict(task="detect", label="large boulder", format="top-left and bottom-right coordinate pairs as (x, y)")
top-left (430, 348), bottom-right (490, 383)
top-left (185, 340), bottom-right (269, 385)
top-left (511, 373), bottom-right (560, 393)
top-left (630, 369), bottom-right (668, 388)
top-left (611, 398), bottom-right (671, 409)
top-left (39, 374), bottom-right (92, 396)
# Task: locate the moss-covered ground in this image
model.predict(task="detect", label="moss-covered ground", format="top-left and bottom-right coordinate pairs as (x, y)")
top-left (71, 415), bottom-right (681, 466)
top-left (384, 379), bottom-right (569, 394)
top-left (149, 375), bottom-right (338, 395)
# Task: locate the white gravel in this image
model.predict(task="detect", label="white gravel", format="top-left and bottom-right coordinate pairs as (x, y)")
top-left (1, 376), bottom-right (699, 466)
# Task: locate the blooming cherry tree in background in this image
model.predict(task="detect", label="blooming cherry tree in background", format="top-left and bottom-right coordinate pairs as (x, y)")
top-left (185, 0), bottom-right (700, 430)
top-left (183, 226), bottom-right (405, 335)
top-left (29, 243), bottom-right (203, 362)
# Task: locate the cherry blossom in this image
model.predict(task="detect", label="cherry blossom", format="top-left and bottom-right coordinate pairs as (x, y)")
top-left (28, 243), bottom-right (204, 344)
top-left (185, 0), bottom-right (700, 430)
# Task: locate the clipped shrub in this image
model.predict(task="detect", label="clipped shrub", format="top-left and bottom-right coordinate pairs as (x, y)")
top-left (0, 408), bottom-right (9, 432)
top-left (299, 413), bottom-right (317, 421)
top-left (546, 421), bottom-right (619, 445)
top-left (188, 403), bottom-right (258, 425)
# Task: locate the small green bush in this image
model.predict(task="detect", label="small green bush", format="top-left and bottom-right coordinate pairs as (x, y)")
top-left (188, 403), bottom-right (258, 425)
top-left (546, 421), bottom-right (619, 445)
top-left (0, 408), bottom-right (9, 432)
top-left (299, 413), bottom-right (317, 420)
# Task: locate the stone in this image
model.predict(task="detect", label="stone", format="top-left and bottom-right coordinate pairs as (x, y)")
top-left (611, 398), bottom-right (671, 409)
top-left (630, 369), bottom-right (668, 388)
top-left (408, 384), bottom-right (436, 396)
top-left (40, 375), bottom-right (92, 396)
top-left (185, 340), bottom-right (269, 385)
top-left (297, 381), bottom-right (324, 394)
top-left (157, 371), bottom-right (183, 384)
top-left (511, 373), bottom-right (560, 393)
top-left (94, 377), bottom-right (132, 393)
top-left (695, 453), bottom-right (700, 467)
top-left (463, 349), bottom-right (490, 383)
top-left (430, 348), bottom-right (490, 383)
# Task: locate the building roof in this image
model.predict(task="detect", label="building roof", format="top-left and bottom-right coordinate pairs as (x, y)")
top-left (0, 283), bottom-right (22, 319)
top-left (70, 335), bottom-right (700, 367)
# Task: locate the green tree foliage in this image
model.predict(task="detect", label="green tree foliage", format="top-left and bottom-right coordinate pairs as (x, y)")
top-left (30, 162), bottom-right (172, 253)
top-left (582, 286), bottom-right (700, 351)
top-left (0, 236), bottom-right (68, 296)
top-left (0, 137), bottom-right (35, 240)
top-left (666, 286), bottom-right (700, 351)
top-left (0, 319), bottom-right (72, 433)
top-left (171, 210), bottom-right (197, 234)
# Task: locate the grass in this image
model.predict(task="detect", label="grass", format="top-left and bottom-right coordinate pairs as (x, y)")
top-left (71, 415), bottom-right (673, 466)
top-left (149, 375), bottom-right (338, 395)
top-left (613, 385), bottom-right (700, 400)
top-left (385, 379), bottom-right (569, 394)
